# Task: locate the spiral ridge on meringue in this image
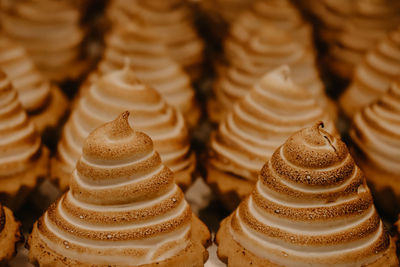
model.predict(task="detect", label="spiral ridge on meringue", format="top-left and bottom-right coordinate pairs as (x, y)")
top-left (223, 124), bottom-right (393, 266)
top-left (0, 35), bottom-right (68, 132)
top-left (209, 66), bottom-right (335, 182)
top-left (350, 80), bottom-right (400, 176)
top-left (34, 112), bottom-right (193, 265)
top-left (308, 0), bottom-right (400, 78)
top-left (0, 0), bottom-right (86, 81)
top-left (227, 0), bottom-right (314, 51)
top-left (0, 71), bottom-right (42, 176)
top-left (211, 24), bottom-right (329, 121)
top-left (106, 0), bottom-right (204, 79)
top-left (0, 35), bottom-right (49, 112)
top-left (86, 24), bottom-right (199, 126)
top-left (340, 26), bottom-right (400, 117)
top-left (54, 65), bottom-right (195, 190)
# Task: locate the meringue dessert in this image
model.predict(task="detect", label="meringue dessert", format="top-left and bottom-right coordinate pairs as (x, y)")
top-left (216, 123), bottom-right (398, 267)
top-left (0, 203), bottom-right (22, 264)
top-left (340, 26), bottom-right (400, 118)
top-left (82, 24), bottom-right (200, 127)
top-left (106, 0), bottom-right (204, 80)
top-left (209, 24), bottom-right (333, 123)
top-left (349, 81), bottom-right (400, 217)
top-left (52, 65), bottom-right (195, 191)
top-left (0, 70), bottom-right (49, 210)
top-left (227, 0), bottom-right (314, 53)
top-left (0, 35), bottom-right (69, 133)
top-left (29, 112), bottom-right (210, 267)
top-left (0, 0), bottom-right (87, 82)
top-left (207, 66), bottom-right (336, 210)
top-left (308, 0), bottom-right (400, 79)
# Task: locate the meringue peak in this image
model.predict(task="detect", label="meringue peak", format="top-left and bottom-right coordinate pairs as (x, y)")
top-left (282, 123), bottom-right (347, 172)
top-left (83, 112), bottom-right (153, 164)
top-left (105, 111), bottom-right (134, 140)
top-left (260, 65), bottom-right (294, 89)
top-left (121, 59), bottom-right (142, 86)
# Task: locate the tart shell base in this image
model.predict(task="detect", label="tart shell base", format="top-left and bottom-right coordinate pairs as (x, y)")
top-left (28, 214), bottom-right (211, 267)
top-left (216, 214), bottom-right (399, 267)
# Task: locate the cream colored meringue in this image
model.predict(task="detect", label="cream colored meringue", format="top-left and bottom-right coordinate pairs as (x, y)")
top-left (209, 66), bottom-right (336, 182)
top-left (227, 0), bottom-right (314, 51)
top-left (83, 24), bottom-right (200, 126)
top-left (350, 80), bottom-right (400, 176)
top-left (0, 35), bottom-right (68, 132)
top-left (210, 25), bottom-right (330, 122)
top-left (53, 65), bottom-right (195, 191)
top-left (106, 0), bottom-right (204, 80)
top-left (0, 70), bottom-right (48, 200)
top-left (308, 0), bottom-right (400, 78)
top-left (31, 112), bottom-right (196, 266)
top-left (221, 123), bottom-right (395, 266)
top-left (0, 0), bottom-right (86, 81)
top-left (340, 26), bottom-right (400, 117)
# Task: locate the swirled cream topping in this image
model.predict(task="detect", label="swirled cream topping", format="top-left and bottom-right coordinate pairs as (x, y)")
top-left (228, 0), bottom-right (313, 50)
top-left (0, 35), bottom-right (50, 112)
top-left (350, 81), bottom-right (400, 175)
top-left (228, 123), bottom-right (392, 266)
top-left (215, 25), bottom-right (327, 117)
top-left (209, 66), bottom-right (335, 182)
top-left (92, 24), bottom-right (197, 121)
top-left (37, 112), bottom-right (193, 265)
top-left (340, 26), bottom-right (400, 117)
top-left (0, 0), bottom-right (84, 81)
top-left (0, 70), bottom-right (42, 176)
top-left (57, 65), bottom-right (194, 188)
top-left (106, 0), bottom-right (204, 75)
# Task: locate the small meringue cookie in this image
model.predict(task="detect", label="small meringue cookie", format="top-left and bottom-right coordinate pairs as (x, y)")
top-left (340, 26), bottom-right (400, 117)
top-left (52, 65), bottom-right (195, 191)
top-left (216, 123), bottom-right (398, 267)
top-left (0, 70), bottom-right (49, 209)
top-left (207, 66), bottom-right (336, 210)
top-left (106, 0), bottom-right (204, 80)
top-left (29, 112), bottom-right (210, 267)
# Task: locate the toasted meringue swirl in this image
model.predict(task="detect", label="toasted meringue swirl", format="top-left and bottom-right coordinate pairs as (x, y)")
top-left (0, 71), bottom-right (42, 176)
top-left (213, 25), bottom-right (328, 120)
top-left (85, 24), bottom-right (199, 125)
top-left (37, 112), bottom-right (193, 265)
top-left (0, 35), bottom-right (49, 112)
top-left (228, 0), bottom-right (313, 50)
top-left (209, 66), bottom-right (335, 182)
top-left (340, 26), bottom-right (400, 117)
top-left (106, 0), bottom-right (204, 78)
top-left (227, 124), bottom-right (391, 266)
top-left (350, 81), bottom-right (400, 175)
top-left (55, 66), bottom-right (194, 190)
top-left (309, 0), bottom-right (400, 78)
top-left (0, 0), bottom-right (85, 81)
